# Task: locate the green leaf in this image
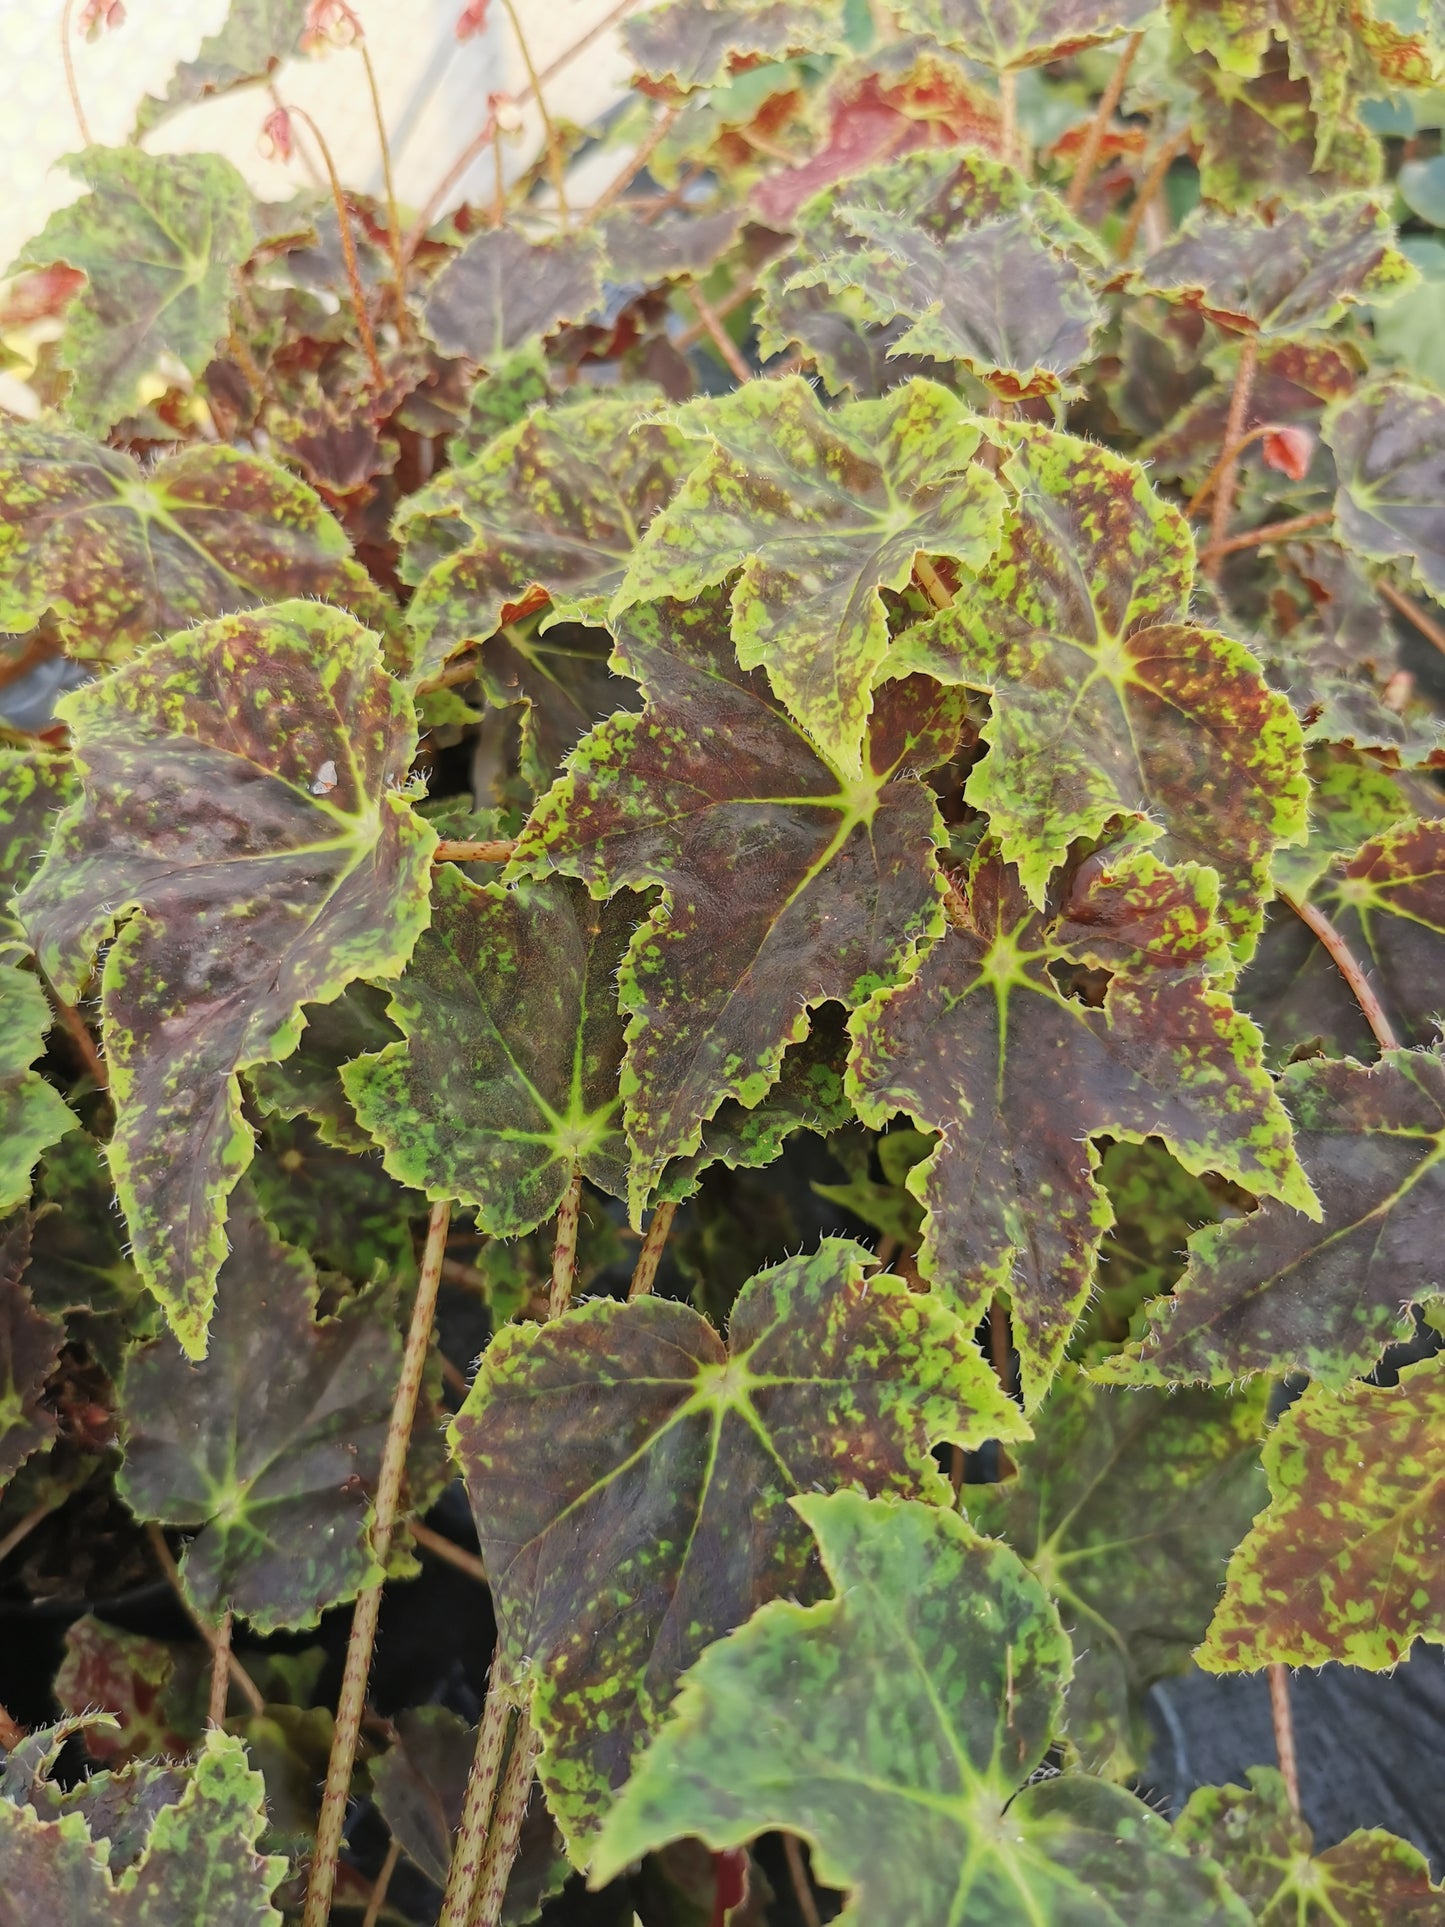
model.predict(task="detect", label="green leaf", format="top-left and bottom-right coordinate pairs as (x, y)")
top-left (1199, 1352), bottom-right (1445, 1670)
top-left (54, 1618), bottom-right (206, 1767)
top-left (511, 593), bottom-right (962, 1215)
top-left (343, 866), bottom-right (631, 1232)
top-left (0, 1219), bottom-right (64, 1484)
top-left (16, 601), bottom-right (435, 1357)
top-left (133, 0), bottom-right (309, 137)
top-left (621, 0), bottom-right (850, 91)
top-left (399, 391), bottom-right (692, 681)
top-left (1097, 1049), bottom-right (1445, 1390)
top-left (591, 1490), bottom-right (1252, 1923)
top-left (1187, 44), bottom-right (1384, 210)
top-left (969, 1372), bottom-right (1268, 1780)
top-left (0, 971), bottom-right (75, 1218)
top-left (423, 229), bottom-right (603, 368)
top-left (616, 376), bottom-right (1004, 773)
top-left (0, 748), bottom-right (76, 960)
top-left (1175, 1765), bottom-right (1444, 1922)
top-left (0, 1727), bottom-right (283, 1926)
top-left (450, 1239), bottom-right (1026, 1850)
top-left (446, 342), bottom-right (553, 469)
top-left (1270, 745), bottom-right (1416, 901)
top-left (115, 1186), bottom-right (400, 1632)
top-left (891, 0), bottom-right (1158, 69)
top-left (460, 618), bottom-right (642, 799)
top-left (0, 420), bottom-right (392, 667)
top-left (848, 843), bottom-right (1315, 1404)
top-left (891, 424), bottom-right (1309, 950)
top-left (11, 147), bottom-right (257, 437)
top-left (246, 982), bottom-right (401, 1154)
top-left (1132, 195), bottom-right (1414, 337)
top-left (1326, 380), bottom-right (1445, 600)
top-left (248, 1114), bottom-right (421, 1284)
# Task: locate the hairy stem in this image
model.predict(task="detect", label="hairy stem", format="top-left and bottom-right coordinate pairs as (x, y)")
top-left (469, 1715), bottom-right (540, 1927)
top-left (999, 69), bottom-right (1018, 168)
top-left (549, 1168), bottom-right (584, 1319)
top-left (1113, 125), bottom-right (1190, 262)
top-left (1184, 422), bottom-right (1291, 516)
top-left (585, 103), bottom-right (681, 223)
top-left (45, 983), bottom-right (107, 1090)
top-left (439, 1674), bottom-right (513, 1927)
top-left (207, 1610), bottom-right (233, 1726)
top-left (497, 0), bottom-right (569, 226)
top-left (411, 1518), bottom-right (488, 1586)
top-left (1282, 893), bottom-right (1400, 1054)
top-left (1379, 579), bottom-right (1445, 661)
top-left (1199, 507), bottom-right (1332, 564)
top-left (0, 1500), bottom-right (57, 1571)
top-left (1268, 1663), bottom-right (1301, 1817)
top-left (144, 1525), bottom-right (265, 1715)
top-left (1064, 29), bottom-right (1143, 214)
top-left (783, 1835), bottom-right (823, 1927)
top-left (629, 1198), bottom-right (677, 1300)
top-left (914, 555), bottom-right (954, 610)
top-left (358, 41), bottom-right (409, 332)
top-left (287, 105), bottom-right (386, 395)
top-left (433, 838), bottom-right (517, 864)
top-left (687, 285), bottom-right (752, 384)
top-left (60, 0), bottom-right (92, 146)
top-left (1204, 334), bottom-right (1260, 576)
top-left (361, 1838), bottom-right (402, 1927)
top-left (305, 1200), bottom-right (453, 1927)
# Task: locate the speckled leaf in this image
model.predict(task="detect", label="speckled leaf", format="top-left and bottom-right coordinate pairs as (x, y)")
top-left (792, 211), bottom-right (1103, 400)
top-left (1099, 1050), bottom-right (1445, 1390)
top-left (0, 421), bottom-right (391, 666)
top-left (53, 1619), bottom-right (206, 1767)
top-left (1270, 745), bottom-right (1416, 902)
top-left (622, 0), bottom-right (849, 92)
top-left (891, 0), bottom-right (1158, 67)
top-left (1187, 46), bottom-right (1385, 212)
top-left (1326, 381), bottom-right (1445, 599)
top-left (0, 749), bottom-right (76, 960)
top-left (0, 971), bottom-right (75, 1218)
top-left (447, 342), bottom-right (552, 468)
top-left (1246, 817), bottom-right (1445, 1063)
top-left (343, 866), bottom-right (631, 1233)
top-left (463, 619), bottom-right (642, 798)
top-left (592, 1491), bottom-right (1251, 1923)
top-left (891, 425), bottom-right (1308, 950)
top-left (0, 1219), bottom-right (63, 1483)
top-left (16, 602), bottom-right (435, 1357)
top-left (511, 594), bottom-right (962, 1215)
top-left (598, 207), bottom-right (743, 287)
top-left (0, 1728), bottom-right (283, 1926)
top-left (1133, 197), bottom-right (1414, 337)
top-left (11, 147), bottom-right (256, 437)
top-left (969, 1372), bottom-right (1268, 1779)
top-left (115, 1186), bottom-right (400, 1632)
top-left (1199, 1352), bottom-right (1445, 1670)
top-left (614, 377), bottom-right (1005, 772)
top-left (134, 0), bottom-right (308, 136)
top-left (1176, 1765), bottom-right (1444, 1922)
top-left (246, 982), bottom-right (401, 1154)
top-left (450, 1240), bottom-right (1026, 1850)
top-left (248, 1114), bottom-right (421, 1284)
top-left (400, 392), bottom-right (692, 679)
top-left (423, 229), bottom-right (603, 369)
top-left (848, 844), bottom-right (1315, 1404)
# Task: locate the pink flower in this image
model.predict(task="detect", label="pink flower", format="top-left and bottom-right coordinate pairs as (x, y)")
top-left (260, 105), bottom-right (294, 163)
top-left (77, 0), bottom-right (125, 39)
top-left (302, 0), bottom-right (362, 51)
top-left (456, 0), bottom-right (491, 38)
top-left (1261, 424), bottom-right (1314, 482)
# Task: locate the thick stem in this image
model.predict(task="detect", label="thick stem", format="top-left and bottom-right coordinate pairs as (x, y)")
top-left (433, 839), bottom-right (517, 864)
top-left (361, 1837), bottom-right (402, 1927)
top-left (288, 105), bottom-right (386, 396)
top-left (585, 104), bottom-right (681, 224)
top-left (914, 555), bottom-right (954, 611)
top-left (782, 1835), bottom-right (823, 1927)
top-left (675, 274), bottom-right (758, 350)
top-left (687, 286), bottom-right (752, 385)
top-left (1204, 334), bottom-right (1260, 576)
top-left (410, 1518), bottom-right (488, 1586)
top-left (469, 1715), bottom-right (540, 1927)
top-left (1199, 507), bottom-right (1333, 565)
top-left (144, 1525), bottom-right (265, 1715)
top-left (628, 1198), bottom-right (677, 1300)
top-left (1185, 422), bottom-right (1291, 516)
top-left (989, 1298), bottom-right (1014, 1399)
top-left (207, 1610), bottom-right (233, 1726)
top-left (304, 1200), bottom-right (453, 1927)
top-left (1379, 579), bottom-right (1445, 661)
top-left (549, 1169), bottom-right (583, 1319)
top-left (439, 1683), bottom-right (513, 1927)
top-left (60, 0), bottom-right (92, 146)
top-left (497, 0), bottom-right (569, 226)
top-left (999, 69), bottom-right (1018, 168)
top-left (1268, 1663), bottom-right (1301, 1817)
top-left (358, 41), bottom-right (409, 332)
top-left (1113, 124), bottom-right (1190, 262)
top-left (1282, 894), bottom-right (1400, 1054)
top-left (1064, 29), bottom-right (1143, 214)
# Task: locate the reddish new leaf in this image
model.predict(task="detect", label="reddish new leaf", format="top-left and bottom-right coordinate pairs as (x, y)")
top-left (53, 1618), bottom-right (206, 1766)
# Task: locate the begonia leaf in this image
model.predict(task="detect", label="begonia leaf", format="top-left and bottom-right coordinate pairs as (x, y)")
top-left (1186, 43), bottom-right (1385, 211)
top-left (1325, 380), bottom-right (1445, 599)
top-left (1100, 1049), bottom-right (1445, 1389)
top-left (848, 844), bottom-right (1315, 1403)
top-left (1133, 196), bottom-right (1413, 337)
top-left (0, 971), bottom-right (75, 1218)
top-left (891, 0), bottom-right (1158, 69)
top-left (622, 0), bottom-right (849, 92)
top-left (891, 424), bottom-right (1308, 949)
top-left (11, 148), bottom-right (256, 437)
top-left (0, 1219), bottom-right (64, 1483)
top-left (133, 0), bottom-right (308, 136)
top-left (53, 1618), bottom-right (207, 1766)
top-left (0, 749), bottom-right (76, 960)
top-left (615, 376), bottom-right (1005, 771)
top-left (450, 1240), bottom-right (1026, 1850)
top-left (0, 421), bottom-right (392, 666)
top-left (343, 865), bottom-right (631, 1233)
top-left (598, 207), bottom-right (743, 287)
top-left (1270, 745), bottom-right (1417, 900)
top-left (1176, 1765), bottom-right (1444, 1922)
top-left (446, 343), bottom-right (552, 468)
top-left (399, 391), bottom-right (692, 679)
top-left (592, 1490), bottom-right (1251, 1923)
top-left (969, 1371), bottom-right (1268, 1779)
top-left (462, 619), bottom-right (642, 798)
top-left (1199, 1352), bottom-right (1445, 1670)
top-left (115, 1185), bottom-right (400, 1632)
top-left (1142, 338), bottom-right (1358, 496)
top-left (248, 1114), bottom-right (421, 1284)
top-left (512, 593), bottom-right (963, 1214)
top-left (246, 983), bottom-right (401, 1154)
top-left (423, 229), bottom-right (603, 369)
top-left (16, 601), bottom-right (435, 1357)
top-left (0, 1726), bottom-right (284, 1926)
